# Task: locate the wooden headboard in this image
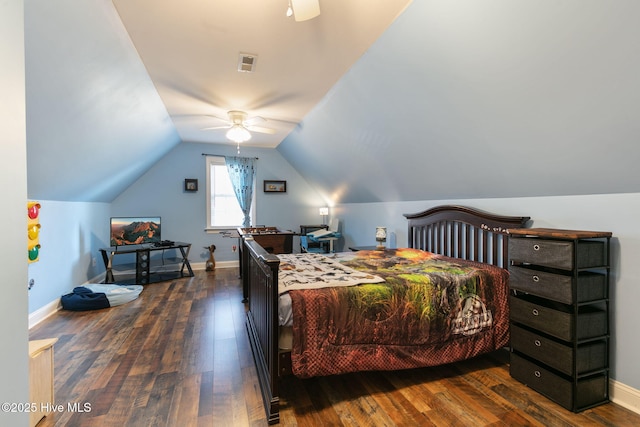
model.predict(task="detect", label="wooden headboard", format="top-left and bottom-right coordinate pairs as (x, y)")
top-left (403, 205), bottom-right (530, 268)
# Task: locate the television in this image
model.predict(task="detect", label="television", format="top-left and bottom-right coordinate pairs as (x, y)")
top-left (110, 216), bottom-right (161, 247)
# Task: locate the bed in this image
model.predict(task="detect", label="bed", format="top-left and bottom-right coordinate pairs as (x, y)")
top-left (243, 205), bottom-right (530, 424)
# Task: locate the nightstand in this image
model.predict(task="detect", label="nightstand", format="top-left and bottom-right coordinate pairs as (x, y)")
top-left (508, 228), bottom-right (611, 412)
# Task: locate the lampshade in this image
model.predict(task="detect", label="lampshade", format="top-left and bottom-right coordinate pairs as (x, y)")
top-left (226, 124), bottom-right (251, 143)
top-left (319, 207), bottom-right (329, 216)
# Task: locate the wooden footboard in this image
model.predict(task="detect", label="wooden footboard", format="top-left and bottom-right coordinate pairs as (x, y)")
top-left (243, 238), bottom-right (281, 424)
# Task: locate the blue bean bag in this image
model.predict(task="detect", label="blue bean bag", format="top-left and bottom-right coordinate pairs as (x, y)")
top-left (61, 284), bottom-right (143, 311)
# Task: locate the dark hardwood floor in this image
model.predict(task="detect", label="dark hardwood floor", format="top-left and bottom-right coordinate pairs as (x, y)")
top-left (29, 269), bottom-right (640, 427)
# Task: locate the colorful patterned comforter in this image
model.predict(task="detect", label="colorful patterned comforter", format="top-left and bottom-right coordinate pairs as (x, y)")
top-left (288, 248), bottom-right (510, 378)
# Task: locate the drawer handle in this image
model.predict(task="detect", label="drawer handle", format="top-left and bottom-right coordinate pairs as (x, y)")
top-left (534, 340), bottom-right (541, 347)
top-left (533, 244), bottom-right (540, 251)
top-left (532, 275), bottom-right (540, 282)
top-left (532, 309), bottom-right (539, 316)
top-left (534, 370), bottom-right (541, 378)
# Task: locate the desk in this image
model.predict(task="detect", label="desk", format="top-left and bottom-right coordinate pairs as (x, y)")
top-left (300, 224), bottom-right (329, 252)
top-left (317, 236), bottom-right (339, 253)
top-left (100, 242), bottom-right (193, 284)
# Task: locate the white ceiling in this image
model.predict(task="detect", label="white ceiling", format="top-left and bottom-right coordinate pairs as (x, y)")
top-left (112, 0), bottom-right (412, 148)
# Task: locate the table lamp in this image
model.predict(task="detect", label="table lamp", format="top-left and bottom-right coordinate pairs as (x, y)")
top-left (319, 207), bottom-right (329, 225)
top-left (376, 227), bottom-right (387, 250)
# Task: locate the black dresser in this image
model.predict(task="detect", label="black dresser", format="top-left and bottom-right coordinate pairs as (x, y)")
top-left (507, 228), bottom-right (611, 412)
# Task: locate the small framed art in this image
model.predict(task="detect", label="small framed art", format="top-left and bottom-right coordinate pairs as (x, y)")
top-left (184, 179), bottom-right (198, 192)
top-left (264, 180), bottom-right (286, 193)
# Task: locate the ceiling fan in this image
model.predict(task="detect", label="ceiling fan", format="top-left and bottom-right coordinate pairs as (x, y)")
top-left (286, 0), bottom-right (321, 22)
top-left (202, 110), bottom-right (276, 144)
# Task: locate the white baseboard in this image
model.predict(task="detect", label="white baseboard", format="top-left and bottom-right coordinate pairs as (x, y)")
top-left (29, 298), bottom-right (61, 329)
top-left (611, 379), bottom-right (640, 414)
top-left (191, 260), bottom-right (238, 270)
top-left (106, 260), bottom-right (239, 275)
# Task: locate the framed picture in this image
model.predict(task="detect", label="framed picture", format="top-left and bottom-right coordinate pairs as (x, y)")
top-left (264, 180), bottom-right (286, 193)
top-left (184, 179), bottom-right (198, 192)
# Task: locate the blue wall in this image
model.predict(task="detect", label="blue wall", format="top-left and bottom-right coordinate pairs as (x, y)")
top-left (28, 201), bottom-right (110, 314)
top-left (110, 142), bottom-right (328, 266)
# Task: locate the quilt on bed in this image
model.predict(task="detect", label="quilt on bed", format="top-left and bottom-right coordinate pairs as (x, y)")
top-left (277, 252), bottom-right (384, 293)
top-left (288, 248), bottom-right (510, 378)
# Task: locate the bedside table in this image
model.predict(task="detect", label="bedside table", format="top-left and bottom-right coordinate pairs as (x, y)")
top-left (507, 228), bottom-right (611, 412)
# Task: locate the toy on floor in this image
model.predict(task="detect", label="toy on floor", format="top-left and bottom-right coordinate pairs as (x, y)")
top-left (205, 244), bottom-right (216, 271)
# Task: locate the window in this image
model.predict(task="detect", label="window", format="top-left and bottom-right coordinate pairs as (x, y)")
top-left (206, 156), bottom-right (255, 229)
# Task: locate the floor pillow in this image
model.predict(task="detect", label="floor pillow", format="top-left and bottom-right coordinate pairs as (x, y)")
top-left (61, 284), bottom-right (143, 311)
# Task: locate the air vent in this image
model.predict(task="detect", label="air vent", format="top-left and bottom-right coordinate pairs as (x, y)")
top-left (238, 53), bottom-right (257, 73)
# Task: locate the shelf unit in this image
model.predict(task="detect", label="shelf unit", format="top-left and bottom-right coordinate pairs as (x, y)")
top-left (507, 228), bottom-right (611, 412)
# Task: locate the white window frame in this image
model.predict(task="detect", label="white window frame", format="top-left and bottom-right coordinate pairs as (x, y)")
top-left (205, 156), bottom-right (256, 230)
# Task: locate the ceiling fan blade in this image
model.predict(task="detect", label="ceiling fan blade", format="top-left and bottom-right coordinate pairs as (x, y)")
top-left (247, 125), bottom-right (276, 135)
top-left (244, 116), bottom-right (267, 126)
top-left (202, 114), bottom-right (229, 122)
top-left (202, 124), bottom-right (231, 130)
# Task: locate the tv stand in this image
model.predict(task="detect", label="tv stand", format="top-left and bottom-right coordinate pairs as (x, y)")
top-left (99, 242), bottom-right (194, 285)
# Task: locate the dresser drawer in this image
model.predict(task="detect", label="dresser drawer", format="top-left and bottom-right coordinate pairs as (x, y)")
top-left (509, 238), bottom-right (607, 270)
top-left (510, 325), bottom-right (607, 376)
top-left (509, 295), bottom-right (607, 341)
top-left (510, 353), bottom-right (608, 411)
top-left (509, 267), bottom-right (606, 304)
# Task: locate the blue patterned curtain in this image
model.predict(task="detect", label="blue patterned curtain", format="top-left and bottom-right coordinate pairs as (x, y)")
top-left (225, 156), bottom-right (256, 227)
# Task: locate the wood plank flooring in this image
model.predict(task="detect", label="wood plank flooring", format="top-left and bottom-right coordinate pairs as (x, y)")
top-left (29, 269), bottom-right (640, 426)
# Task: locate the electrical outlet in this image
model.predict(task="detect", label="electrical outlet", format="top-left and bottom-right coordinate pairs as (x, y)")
top-left (92, 257), bottom-right (97, 267)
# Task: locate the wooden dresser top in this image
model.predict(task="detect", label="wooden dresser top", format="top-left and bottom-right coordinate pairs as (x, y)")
top-left (508, 228), bottom-right (612, 239)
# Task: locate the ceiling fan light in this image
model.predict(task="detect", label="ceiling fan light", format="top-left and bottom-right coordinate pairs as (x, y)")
top-left (286, 1), bottom-right (293, 17)
top-left (291, 0), bottom-right (320, 22)
top-left (226, 125), bottom-right (251, 143)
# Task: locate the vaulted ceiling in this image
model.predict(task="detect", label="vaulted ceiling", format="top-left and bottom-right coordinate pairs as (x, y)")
top-left (24, 1), bottom-right (640, 204)
top-left (112, 0), bottom-right (411, 148)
